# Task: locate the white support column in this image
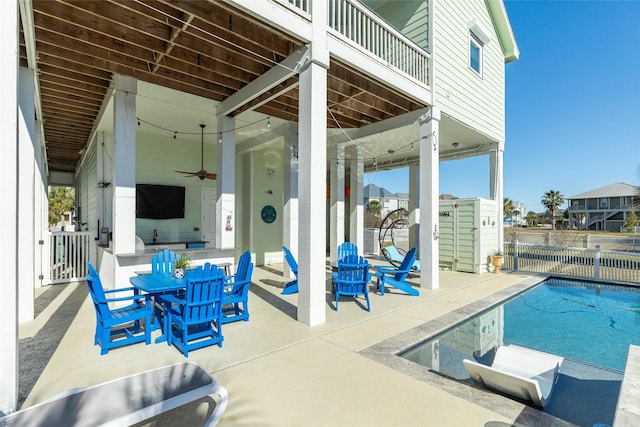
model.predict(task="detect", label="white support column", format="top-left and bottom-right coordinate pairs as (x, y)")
top-left (330, 144), bottom-right (345, 260)
top-left (298, 60), bottom-right (327, 326)
top-left (418, 108), bottom-right (440, 290)
top-left (283, 124), bottom-right (299, 278)
top-left (409, 163), bottom-right (420, 256)
top-left (349, 147), bottom-right (364, 249)
top-left (1, 0), bottom-right (18, 414)
top-left (18, 66), bottom-right (35, 322)
top-left (216, 115), bottom-right (236, 249)
top-left (490, 144), bottom-right (504, 250)
top-left (297, 0), bottom-right (329, 326)
top-left (111, 75), bottom-right (137, 289)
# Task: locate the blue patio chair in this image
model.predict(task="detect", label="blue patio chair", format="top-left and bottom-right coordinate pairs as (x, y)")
top-left (382, 245), bottom-right (420, 272)
top-left (331, 242), bottom-right (361, 285)
top-left (337, 241), bottom-right (359, 263)
top-left (375, 247), bottom-right (419, 296)
top-left (162, 263), bottom-right (225, 357)
top-left (333, 255), bottom-right (371, 311)
top-left (281, 246), bottom-right (299, 295)
top-left (221, 250), bottom-right (253, 323)
top-left (151, 248), bottom-right (179, 275)
top-left (86, 262), bottom-right (149, 355)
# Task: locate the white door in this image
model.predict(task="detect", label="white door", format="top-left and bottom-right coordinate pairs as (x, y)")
top-left (201, 188), bottom-right (216, 246)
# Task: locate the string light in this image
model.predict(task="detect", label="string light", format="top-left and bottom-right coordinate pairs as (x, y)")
top-left (136, 116), bottom-right (271, 141)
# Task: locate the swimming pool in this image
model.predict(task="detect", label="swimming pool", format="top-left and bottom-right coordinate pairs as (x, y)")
top-left (398, 277), bottom-right (640, 426)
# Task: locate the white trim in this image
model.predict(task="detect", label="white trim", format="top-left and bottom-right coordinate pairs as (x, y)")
top-left (467, 18), bottom-right (492, 45)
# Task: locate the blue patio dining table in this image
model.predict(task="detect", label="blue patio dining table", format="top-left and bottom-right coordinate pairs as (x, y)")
top-left (130, 273), bottom-right (187, 344)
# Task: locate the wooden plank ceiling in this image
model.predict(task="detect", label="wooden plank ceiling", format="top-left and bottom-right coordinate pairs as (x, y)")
top-left (20, 0), bottom-right (425, 173)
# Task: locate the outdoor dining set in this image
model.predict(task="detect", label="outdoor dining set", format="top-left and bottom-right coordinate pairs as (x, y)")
top-left (86, 243), bottom-right (419, 357)
top-left (86, 249), bottom-right (253, 357)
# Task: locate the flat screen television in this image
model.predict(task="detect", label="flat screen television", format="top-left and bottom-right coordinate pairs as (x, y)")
top-left (136, 184), bottom-right (185, 219)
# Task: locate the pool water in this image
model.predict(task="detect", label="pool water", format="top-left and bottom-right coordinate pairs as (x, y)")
top-left (504, 278), bottom-right (640, 372)
top-left (400, 277), bottom-right (640, 426)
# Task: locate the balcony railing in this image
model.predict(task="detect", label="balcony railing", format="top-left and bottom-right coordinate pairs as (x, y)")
top-left (276, 0), bottom-right (430, 85)
top-left (328, 0), bottom-right (429, 84)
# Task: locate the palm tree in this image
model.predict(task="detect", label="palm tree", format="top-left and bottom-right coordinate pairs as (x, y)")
top-left (541, 190), bottom-right (565, 230)
top-left (503, 198), bottom-right (515, 226)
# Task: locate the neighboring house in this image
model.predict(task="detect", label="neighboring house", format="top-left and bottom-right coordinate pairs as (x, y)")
top-left (5, 1), bottom-right (518, 403)
top-left (568, 183), bottom-right (639, 231)
top-left (364, 184), bottom-right (406, 217)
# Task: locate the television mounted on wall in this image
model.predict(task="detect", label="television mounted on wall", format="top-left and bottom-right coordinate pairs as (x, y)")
top-left (136, 184), bottom-right (185, 219)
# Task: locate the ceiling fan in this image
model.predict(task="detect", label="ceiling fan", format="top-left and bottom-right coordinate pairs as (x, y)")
top-left (175, 124), bottom-right (217, 180)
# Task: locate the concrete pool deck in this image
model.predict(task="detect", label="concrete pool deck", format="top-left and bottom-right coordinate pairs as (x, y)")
top-left (16, 258), bottom-right (640, 426)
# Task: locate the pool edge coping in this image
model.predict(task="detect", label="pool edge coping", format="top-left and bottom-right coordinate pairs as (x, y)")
top-left (359, 274), bottom-right (578, 427)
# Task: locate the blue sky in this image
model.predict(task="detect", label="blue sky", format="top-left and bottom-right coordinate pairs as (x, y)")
top-left (365, 0), bottom-right (640, 213)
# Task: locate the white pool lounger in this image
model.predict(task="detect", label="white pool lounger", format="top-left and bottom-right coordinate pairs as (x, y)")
top-left (0, 362), bottom-right (228, 426)
top-left (463, 344), bottom-right (564, 407)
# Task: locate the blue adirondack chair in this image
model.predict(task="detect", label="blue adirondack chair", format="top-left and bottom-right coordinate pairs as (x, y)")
top-left (337, 241), bottom-right (359, 262)
top-left (333, 255), bottom-right (371, 311)
top-left (281, 246), bottom-right (299, 295)
top-left (382, 245), bottom-right (420, 272)
top-left (151, 248), bottom-right (179, 274)
top-left (375, 247), bottom-right (419, 296)
top-left (162, 263), bottom-right (225, 357)
top-left (222, 250), bottom-right (253, 323)
top-left (86, 262), bottom-right (149, 355)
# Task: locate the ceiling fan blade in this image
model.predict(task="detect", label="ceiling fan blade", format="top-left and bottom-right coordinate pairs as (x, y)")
top-left (175, 170), bottom-right (198, 177)
top-left (205, 173), bottom-right (217, 180)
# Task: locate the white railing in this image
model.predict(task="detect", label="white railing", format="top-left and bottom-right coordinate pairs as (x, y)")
top-left (278, 0), bottom-right (310, 14)
top-left (504, 242), bottom-right (640, 284)
top-left (327, 0), bottom-right (430, 84)
top-left (48, 231), bottom-right (95, 284)
top-left (271, 0), bottom-right (430, 85)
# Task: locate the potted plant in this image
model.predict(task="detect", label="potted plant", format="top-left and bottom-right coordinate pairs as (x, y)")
top-left (173, 254), bottom-right (191, 279)
top-left (490, 250), bottom-right (504, 274)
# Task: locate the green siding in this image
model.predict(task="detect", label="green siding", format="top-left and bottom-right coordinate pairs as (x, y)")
top-left (366, 0), bottom-right (429, 51)
top-left (433, 0), bottom-right (505, 142)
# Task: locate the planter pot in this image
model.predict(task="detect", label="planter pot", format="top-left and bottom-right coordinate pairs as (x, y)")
top-left (491, 255), bottom-right (504, 274)
top-left (174, 268), bottom-right (185, 279)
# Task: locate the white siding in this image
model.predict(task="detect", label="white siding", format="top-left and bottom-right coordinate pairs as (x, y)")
top-left (251, 143), bottom-right (285, 265)
top-left (135, 131), bottom-right (217, 244)
top-left (77, 145), bottom-right (97, 235)
top-left (434, 0), bottom-right (505, 142)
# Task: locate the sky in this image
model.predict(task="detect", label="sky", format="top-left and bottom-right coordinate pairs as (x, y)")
top-left (364, 0), bottom-right (640, 213)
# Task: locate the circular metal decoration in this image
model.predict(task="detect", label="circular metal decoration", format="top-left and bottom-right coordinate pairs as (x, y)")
top-left (261, 205), bottom-right (277, 224)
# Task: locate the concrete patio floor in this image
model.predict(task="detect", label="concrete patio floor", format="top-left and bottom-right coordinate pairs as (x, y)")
top-left (18, 258), bottom-right (577, 426)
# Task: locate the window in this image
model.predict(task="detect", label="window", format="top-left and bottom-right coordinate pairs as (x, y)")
top-left (467, 18), bottom-right (491, 77)
top-left (600, 198), bottom-right (608, 208)
top-left (469, 33), bottom-right (483, 75)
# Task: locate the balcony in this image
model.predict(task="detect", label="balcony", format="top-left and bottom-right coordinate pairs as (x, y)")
top-left (277, 0), bottom-right (430, 86)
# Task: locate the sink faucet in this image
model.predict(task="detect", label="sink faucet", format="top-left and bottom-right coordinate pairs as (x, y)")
top-left (153, 229), bottom-right (158, 243)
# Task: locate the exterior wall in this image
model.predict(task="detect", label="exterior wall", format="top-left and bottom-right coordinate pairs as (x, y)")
top-left (433, 0), bottom-right (505, 142)
top-left (76, 144), bottom-right (97, 236)
top-left (135, 131), bottom-right (217, 244)
top-left (251, 143), bottom-right (285, 265)
top-left (368, 0), bottom-right (429, 51)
